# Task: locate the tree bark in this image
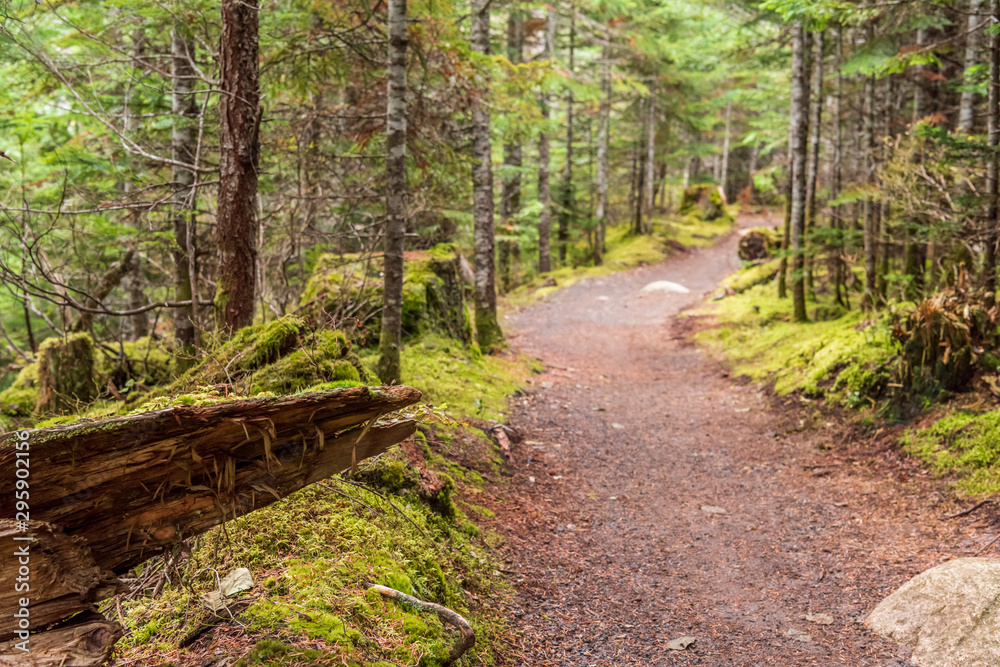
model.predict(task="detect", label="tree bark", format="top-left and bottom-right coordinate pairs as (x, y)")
top-left (790, 22), bottom-right (809, 323)
top-left (988, 0), bottom-right (1000, 280)
top-left (832, 26), bottom-right (847, 308)
top-left (122, 30), bottom-right (149, 340)
top-left (644, 81), bottom-right (656, 234)
top-left (862, 57), bottom-right (878, 309)
top-left (215, 0), bottom-right (260, 333)
top-left (0, 387), bottom-right (421, 661)
top-left (877, 76), bottom-right (894, 299)
top-left (377, 0), bottom-right (408, 384)
top-left (904, 28), bottom-right (928, 299)
top-left (633, 133), bottom-right (646, 234)
top-left (537, 8), bottom-right (555, 274)
top-left (720, 99), bottom-right (732, 202)
top-left (804, 30), bottom-right (823, 300)
top-left (499, 4), bottom-right (523, 291)
top-left (172, 26), bottom-right (198, 362)
top-left (558, 8), bottom-right (576, 262)
top-left (959, 0), bottom-right (984, 133)
top-left (594, 24), bottom-right (611, 265)
top-left (471, 0), bottom-right (503, 349)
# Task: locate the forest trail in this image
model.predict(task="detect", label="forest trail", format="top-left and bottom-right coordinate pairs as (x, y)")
top-left (490, 212), bottom-right (968, 666)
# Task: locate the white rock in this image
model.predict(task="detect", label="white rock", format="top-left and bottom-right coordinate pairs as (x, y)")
top-left (639, 280), bottom-right (691, 295)
top-left (866, 557), bottom-right (1000, 667)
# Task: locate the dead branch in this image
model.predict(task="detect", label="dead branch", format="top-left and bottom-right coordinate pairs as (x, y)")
top-left (368, 583), bottom-right (475, 665)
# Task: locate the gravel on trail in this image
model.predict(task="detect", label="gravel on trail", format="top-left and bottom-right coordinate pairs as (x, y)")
top-left (484, 213), bottom-right (988, 666)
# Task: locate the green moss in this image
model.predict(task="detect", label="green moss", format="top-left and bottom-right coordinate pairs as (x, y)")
top-left (35, 333), bottom-right (99, 414)
top-left (249, 330), bottom-right (368, 394)
top-left (231, 317), bottom-right (306, 373)
top-left (693, 281), bottom-right (895, 402)
top-left (390, 333), bottom-right (531, 421)
top-left (900, 411), bottom-right (1000, 495)
top-left (300, 248), bottom-right (471, 352)
top-left (0, 363), bottom-right (39, 417)
top-left (234, 639), bottom-right (325, 666)
top-left (723, 259), bottom-right (782, 294)
top-left (96, 336), bottom-right (177, 389)
top-left (164, 319), bottom-right (371, 398)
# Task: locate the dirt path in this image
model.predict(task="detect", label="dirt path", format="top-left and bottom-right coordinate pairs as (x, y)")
top-left (486, 213), bottom-right (985, 666)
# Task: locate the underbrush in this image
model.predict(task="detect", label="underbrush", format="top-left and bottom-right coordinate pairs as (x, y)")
top-left (698, 262), bottom-right (1000, 499)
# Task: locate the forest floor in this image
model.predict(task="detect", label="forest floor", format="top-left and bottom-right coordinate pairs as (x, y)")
top-left (482, 211), bottom-right (993, 666)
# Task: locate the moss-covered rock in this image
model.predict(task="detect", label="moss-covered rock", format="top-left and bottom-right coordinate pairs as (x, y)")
top-left (300, 245), bottom-right (472, 348)
top-left (679, 185), bottom-right (727, 222)
top-left (167, 317), bottom-right (371, 396)
top-left (0, 364), bottom-right (39, 418)
top-left (35, 333), bottom-right (99, 414)
top-left (738, 227), bottom-right (781, 260)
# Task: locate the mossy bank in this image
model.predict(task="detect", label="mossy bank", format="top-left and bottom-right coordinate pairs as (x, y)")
top-left (696, 260), bottom-right (1000, 500)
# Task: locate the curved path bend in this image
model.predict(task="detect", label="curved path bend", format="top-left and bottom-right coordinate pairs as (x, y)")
top-left (490, 213), bottom-right (974, 667)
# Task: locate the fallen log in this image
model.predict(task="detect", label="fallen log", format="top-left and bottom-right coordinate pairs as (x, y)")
top-left (0, 385), bottom-right (421, 665)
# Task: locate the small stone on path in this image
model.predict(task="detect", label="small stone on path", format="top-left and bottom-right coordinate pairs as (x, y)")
top-left (639, 280), bottom-right (691, 295)
top-left (806, 612), bottom-right (834, 625)
top-left (667, 636), bottom-right (696, 651)
top-left (785, 628), bottom-right (811, 643)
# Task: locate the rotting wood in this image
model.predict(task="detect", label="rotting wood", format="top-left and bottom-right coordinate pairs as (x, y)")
top-left (0, 385), bottom-right (421, 663)
top-left (368, 583), bottom-right (475, 666)
top-left (0, 612), bottom-right (122, 667)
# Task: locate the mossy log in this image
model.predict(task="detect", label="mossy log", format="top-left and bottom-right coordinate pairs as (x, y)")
top-left (0, 385), bottom-right (421, 665)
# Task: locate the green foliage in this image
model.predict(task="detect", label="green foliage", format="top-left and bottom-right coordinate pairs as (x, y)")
top-left (901, 411), bottom-right (1000, 496)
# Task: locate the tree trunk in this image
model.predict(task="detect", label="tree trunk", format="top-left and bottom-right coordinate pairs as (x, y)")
top-left (558, 8), bottom-right (576, 262)
top-left (804, 30), bottom-right (823, 300)
top-left (537, 8), bottom-right (555, 274)
top-left (499, 4), bottom-right (523, 291)
top-left (594, 24), bottom-right (611, 265)
top-left (215, 0), bottom-right (260, 333)
top-left (720, 99), bottom-right (732, 203)
top-left (644, 81), bottom-right (656, 234)
top-left (790, 22), bottom-right (809, 323)
top-left (877, 76), bottom-right (894, 299)
top-left (628, 141), bottom-right (639, 217)
top-left (988, 0), bottom-right (1000, 280)
top-left (778, 163), bottom-right (792, 299)
top-left (862, 64), bottom-right (878, 309)
top-left (832, 26), bottom-right (847, 308)
top-left (904, 28), bottom-right (928, 299)
top-left (0, 387), bottom-right (420, 665)
top-left (471, 0), bottom-right (504, 349)
top-left (172, 26), bottom-right (198, 364)
top-left (633, 134), bottom-right (646, 234)
top-left (121, 30), bottom-right (149, 340)
top-left (958, 0), bottom-right (984, 133)
top-left (377, 0), bottom-right (408, 384)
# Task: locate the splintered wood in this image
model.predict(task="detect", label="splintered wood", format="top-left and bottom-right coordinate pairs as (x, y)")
top-left (0, 385), bottom-right (421, 666)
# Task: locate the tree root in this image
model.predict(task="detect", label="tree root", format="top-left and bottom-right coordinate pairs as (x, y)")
top-left (368, 583), bottom-right (475, 665)
top-left (943, 499), bottom-right (995, 520)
